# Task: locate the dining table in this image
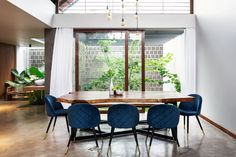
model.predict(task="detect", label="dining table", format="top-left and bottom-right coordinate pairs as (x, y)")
top-left (57, 91), bottom-right (194, 143)
top-left (57, 91), bottom-right (193, 106)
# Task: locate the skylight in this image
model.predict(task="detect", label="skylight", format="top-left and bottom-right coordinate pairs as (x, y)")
top-left (59, 0), bottom-right (191, 14)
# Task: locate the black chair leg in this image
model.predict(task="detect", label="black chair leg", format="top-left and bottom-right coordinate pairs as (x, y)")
top-left (132, 127), bottom-right (139, 146)
top-left (46, 117), bottom-right (53, 133)
top-left (92, 128), bottom-right (99, 147)
top-left (196, 116), bottom-right (204, 134)
top-left (108, 127), bottom-right (115, 146)
top-left (65, 116), bottom-right (70, 133)
top-left (52, 116), bottom-right (57, 131)
top-left (72, 128), bottom-right (77, 142)
top-left (66, 128), bottom-right (77, 154)
top-left (187, 116), bottom-right (189, 134)
top-left (97, 125), bottom-right (102, 139)
top-left (171, 128), bottom-right (180, 147)
top-left (149, 128), bottom-right (155, 147)
top-left (67, 128), bottom-right (75, 147)
top-left (183, 116), bottom-right (186, 129)
top-left (145, 125), bottom-right (151, 143)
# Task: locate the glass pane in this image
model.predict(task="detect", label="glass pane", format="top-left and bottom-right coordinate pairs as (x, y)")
top-left (17, 47), bottom-right (45, 72)
top-left (128, 32), bottom-right (142, 91)
top-left (145, 31), bottom-right (183, 91)
top-left (77, 32), bottom-right (125, 91)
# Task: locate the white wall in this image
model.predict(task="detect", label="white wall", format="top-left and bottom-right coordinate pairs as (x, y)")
top-left (195, 0), bottom-right (236, 133)
top-left (8, 0), bottom-right (55, 26)
top-left (53, 14), bottom-right (195, 29)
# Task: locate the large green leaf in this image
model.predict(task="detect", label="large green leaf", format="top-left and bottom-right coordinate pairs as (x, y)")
top-left (23, 77), bottom-right (32, 84)
top-left (5, 81), bottom-right (21, 87)
top-left (11, 69), bottom-right (21, 78)
top-left (20, 70), bottom-right (30, 78)
top-left (28, 67), bottom-right (45, 79)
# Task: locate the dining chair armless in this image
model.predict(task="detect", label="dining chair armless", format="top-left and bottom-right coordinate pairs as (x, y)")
top-left (179, 94), bottom-right (204, 134)
top-left (66, 104), bottom-right (101, 154)
top-left (146, 104), bottom-right (180, 147)
top-left (44, 95), bottom-right (69, 139)
top-left (107, 104), bottom-right (140, 150)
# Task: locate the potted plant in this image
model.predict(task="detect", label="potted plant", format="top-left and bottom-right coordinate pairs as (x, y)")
top-left (5, 67), bottom-right (45, 104)
top-left (112, 84), bottom-right (124, 96)
top-left (6, 67), bottom-right (45, 88)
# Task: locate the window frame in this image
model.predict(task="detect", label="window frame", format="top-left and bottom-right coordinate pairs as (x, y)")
top-left (74, 29), bottom-right (146, 91)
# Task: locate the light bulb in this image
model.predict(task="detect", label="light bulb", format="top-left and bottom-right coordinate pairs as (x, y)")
top-left (134, 12), bottom-right (138, 19)
top-left (121, 18), bottom-right (125, 26)
top-left (107, 10), bottom-right (112, 21)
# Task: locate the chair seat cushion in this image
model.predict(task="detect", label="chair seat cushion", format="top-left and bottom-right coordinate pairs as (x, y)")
top-left (55, 109), bottom-right (68, 116)
top-left (179, 109), bottom-right (197, 116)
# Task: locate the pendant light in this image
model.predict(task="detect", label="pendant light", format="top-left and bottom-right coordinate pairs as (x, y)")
top-left (135, 0), bottom-right (139, 35)
top-left (121, 0), bottom-right (125, 26)
top-left (107, 0), bottom-right (112, 21)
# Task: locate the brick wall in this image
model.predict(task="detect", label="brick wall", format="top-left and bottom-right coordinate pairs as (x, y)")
top-left (145, 45), bottom-right (163, 91)
top-left (28, 48), bottom-right (44, 68)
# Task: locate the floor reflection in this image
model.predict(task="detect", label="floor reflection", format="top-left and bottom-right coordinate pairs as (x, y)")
top-left (0, 101), bottom-right (236, 157)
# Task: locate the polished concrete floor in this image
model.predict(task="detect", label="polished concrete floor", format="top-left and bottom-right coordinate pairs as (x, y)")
top-left (0, 101), bottom-right (235, 157)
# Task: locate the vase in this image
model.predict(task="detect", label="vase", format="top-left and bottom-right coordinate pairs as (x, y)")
top-left (109, 78), bottom-right (114, 96)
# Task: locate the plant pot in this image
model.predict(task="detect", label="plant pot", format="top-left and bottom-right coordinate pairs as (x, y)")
top-left (35, 79), bottom-right (45, 86)
top-left (114, 90), bottom-right (123, 96)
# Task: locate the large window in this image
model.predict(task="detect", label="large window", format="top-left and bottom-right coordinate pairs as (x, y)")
top-left (128, 32), bottom-right (142, 91)
top-left (17, 47), bottom-right (45, 73)
top-left (77, 32), bottom-right (125, 91)
top-left (74, 30), bottom-right (184, 92)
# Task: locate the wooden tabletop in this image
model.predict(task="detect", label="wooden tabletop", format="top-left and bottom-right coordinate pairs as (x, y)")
top-left (57, 91), bottom-right (194, 107)
top-left (23, 86), bottom-right (45, 91)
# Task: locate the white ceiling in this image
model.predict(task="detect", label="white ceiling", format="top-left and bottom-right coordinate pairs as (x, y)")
top-left (0, 1), bottom-right (50, 46)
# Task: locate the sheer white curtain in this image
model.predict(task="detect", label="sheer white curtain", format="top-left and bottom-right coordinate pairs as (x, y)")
top-left (16, 47), bottom-right (30, 73)
top-left (50, 28), bottom-right (74, 97)
top-left (163, 28), bottom-right (196, 94)
top-left (183, 28), bottom-right (196, 94)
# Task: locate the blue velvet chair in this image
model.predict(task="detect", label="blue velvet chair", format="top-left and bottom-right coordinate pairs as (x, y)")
top-left (179, 94), bottom-right (204, 134)
top-left (66, 104), bottom-right (101, 154)
top-left (146, 104), bottom-right (180, 147)
top-left (107, 104), bottom-right (140, 148)
top-left (44, 95), bottom-right (69, 138)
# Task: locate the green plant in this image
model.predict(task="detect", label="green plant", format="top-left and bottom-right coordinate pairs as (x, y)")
top-left (146, 53), bottom-right (181, 92)
top-left (5, 67), bottom-right (45, 105)
top-left (6, 67), bottom-right (45, 88)
top-left (28, 90), bottom-right (45, 105)
top-left (82, 40), bottom-right (122, 91)
top-left (81, 39), bottom-right (181, 92)
top-left (112, 84), bottom-right (123, 91)
top-left (128, 40), bottom-right (141, 90)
